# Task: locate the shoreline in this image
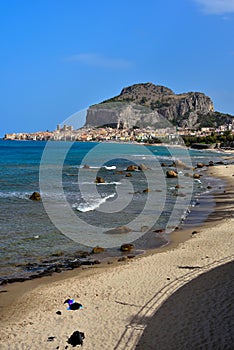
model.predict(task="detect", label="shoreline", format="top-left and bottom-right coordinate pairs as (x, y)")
top-left (0, 143), bottom-right (227, 286)
top-left (0, 164), bottom-right (234, 349)
top-left (3, 137), bottom-right (234, 151)
top-left (0, 159), bottom-right (225, 286)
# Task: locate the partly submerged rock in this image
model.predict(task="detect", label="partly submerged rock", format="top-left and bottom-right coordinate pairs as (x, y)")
top-left (120, 243), bottom-right (134, 252)
top-left (95, 176), bottom-right (105, 183)
top-left (126, 165), bottom-right (138, 171)
top-left (184, 172), bottom-right (193, 177)
top-left (91, 246), bottom-right (105, 254)
top-left (29, 191), bottom-right (41, 200)
top-left (166, 170), bottom-right (178, 178)
top-left (138, 163), bottom-right (148, 171)
top-left (143, 188), bottom-right (151, 193)
top-left (197, 162), bottom-right (205, 168)
top-left (175, 185), bottom-right (182, 189)
top-left (104, 226), bottom-right (132, 234)
top-left (175, 160), bottom-right (192, 170)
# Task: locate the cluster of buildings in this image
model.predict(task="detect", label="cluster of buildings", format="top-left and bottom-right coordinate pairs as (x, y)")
top-left (4, 123), bottom-right (234, 143)
top-left (4, 124), bottom-right (179, 143)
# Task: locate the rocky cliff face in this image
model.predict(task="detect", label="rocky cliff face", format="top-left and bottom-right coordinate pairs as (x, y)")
top-left (85, 83), bottom-right (232, 129)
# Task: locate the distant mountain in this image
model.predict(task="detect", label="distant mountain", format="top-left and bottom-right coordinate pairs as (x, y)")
top-left (85, 82), bottom-right (233, 129)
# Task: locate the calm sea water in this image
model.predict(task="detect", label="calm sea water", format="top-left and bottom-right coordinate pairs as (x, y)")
top-left (0, 140), bottom-right (225, 283)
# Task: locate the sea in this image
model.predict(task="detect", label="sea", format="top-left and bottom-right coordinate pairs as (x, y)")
top-left (0, 140), bottom-right (227, 284)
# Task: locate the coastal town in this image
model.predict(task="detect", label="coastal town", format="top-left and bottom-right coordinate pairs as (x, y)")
top-left (4, 121), bottom-right (234, 147)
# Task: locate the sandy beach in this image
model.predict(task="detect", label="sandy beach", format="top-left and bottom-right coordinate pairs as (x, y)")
top-left (0, 164), bottom-right (234, 350)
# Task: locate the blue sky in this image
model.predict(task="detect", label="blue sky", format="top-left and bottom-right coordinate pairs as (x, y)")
top-left (0, 0), bottom-right (234, 137)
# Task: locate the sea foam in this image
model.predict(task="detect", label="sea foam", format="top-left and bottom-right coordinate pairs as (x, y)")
top-left (72, 193), bottom-right (116, 212)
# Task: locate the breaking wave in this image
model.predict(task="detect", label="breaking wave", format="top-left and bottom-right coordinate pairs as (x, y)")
top-left (72, 193), bottom-right (116, 212)
top-left (0, 191), bottom-right (31, 200)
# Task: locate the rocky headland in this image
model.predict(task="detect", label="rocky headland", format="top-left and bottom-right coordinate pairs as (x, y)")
top-left (85, 82), bottom-right (233, 129)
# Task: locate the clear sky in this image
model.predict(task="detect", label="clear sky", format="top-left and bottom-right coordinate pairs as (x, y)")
top-left (1, 0), bottom-right (234, 137)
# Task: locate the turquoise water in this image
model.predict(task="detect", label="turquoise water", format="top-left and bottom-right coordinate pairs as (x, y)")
top-left (0, 140), bottom-right (224, 283)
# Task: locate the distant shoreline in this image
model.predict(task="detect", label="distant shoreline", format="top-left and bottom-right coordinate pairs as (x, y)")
top-left (2, 137), bottom-right (234, 153)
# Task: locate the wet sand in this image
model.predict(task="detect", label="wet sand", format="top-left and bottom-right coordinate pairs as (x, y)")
top-left (0, 164), bottom-right (234, 349)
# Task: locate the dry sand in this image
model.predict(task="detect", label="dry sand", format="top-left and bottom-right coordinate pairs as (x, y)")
top-left (0, 165), bottom-right (234, 350)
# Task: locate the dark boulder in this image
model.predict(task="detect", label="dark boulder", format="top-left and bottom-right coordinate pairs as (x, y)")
top-left (91, 246), bottom-right (105, 254)
top-left (120, 243), bottom-right (134, 252)
top-left (197, 162), bottom-right (205, 168)
top-left (95, 176), bottom-right (105, 183)
top-left (175, 185), bottom-right (182, 189)
top-left (126, 165), bottom-right (138, 171)
top-left (166, 170), bottom-right (178, 178)
top-left (29, 192), bottom-right (41, 200)
top-left (143, 188), bottom-right (151, 193)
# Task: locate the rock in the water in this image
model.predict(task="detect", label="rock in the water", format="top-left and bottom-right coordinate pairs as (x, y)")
top-left (175, 185), bottom-right (182, 189)
top-left (126, 172), bottom-right (132, 177)
top-left (161, 163), bottom-right (167, 167)
top-left (143, 188), bottom-right (151, 193)
top-left (208, 161), bottom-right (214, 166)
top-left (193, 173), bottom-right (200, 179)
top-left (175, 160), bottom-right (192, 170)
top-left (105, 226), bottom-right (132, 234)
top-left (95, 176), bottom-right (105, 183)
top-left (29, 192), bottom-right (41, 200)
top-left (138, 163), bottom-right (148, 171)
top-left (154, 229), bottom-right (164, 233)
top-left (184, 172), bottom-right (193, 177)
top-left (120, 243), bottom-right (134, 252)
top-left (166, 170), bottom-right (178, 178)
top-left (82, 164), bottom-right (90, 169)
top-left (126, 165), bottom-right (138, 171)
top-left (197, 162), bottom-right (205, 168)
top-left (91, 246), bottom-right (105, 254)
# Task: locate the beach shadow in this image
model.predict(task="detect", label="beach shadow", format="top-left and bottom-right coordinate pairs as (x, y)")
top-left (135, 261), bottom-right (234, 350)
